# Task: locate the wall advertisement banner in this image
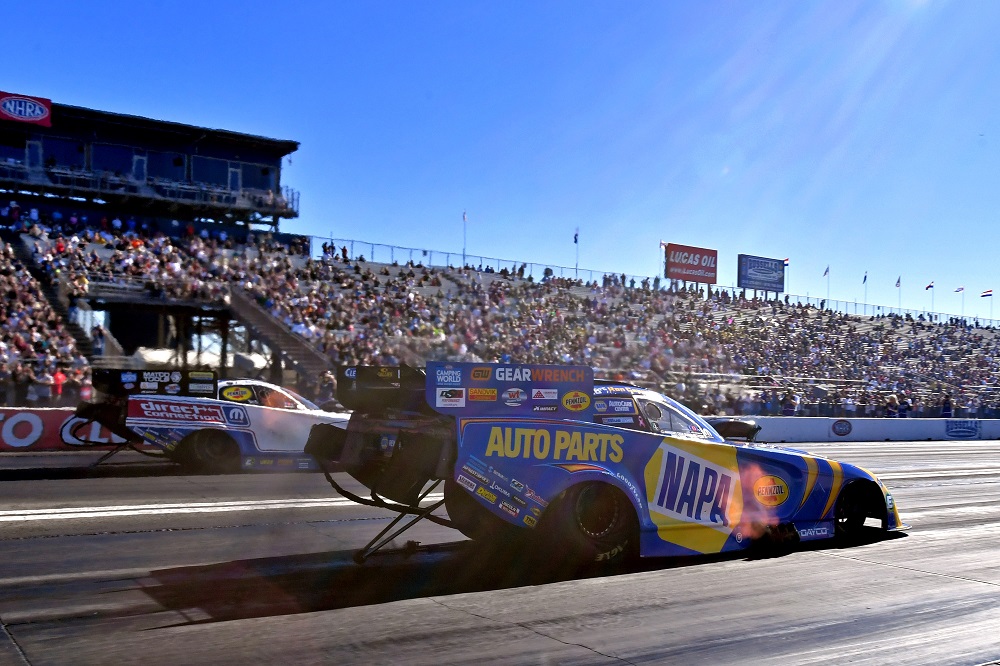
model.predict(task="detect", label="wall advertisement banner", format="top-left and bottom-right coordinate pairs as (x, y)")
top-left (0, 408), bottom-right (125, 452)
top-left (664, 243), bottom-right (718, 284)
top-left (737, 254), bottom-right (786, 292)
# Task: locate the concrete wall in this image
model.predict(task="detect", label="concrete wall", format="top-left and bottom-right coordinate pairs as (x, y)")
top-left (754, 416), bottom-right (1000, 443)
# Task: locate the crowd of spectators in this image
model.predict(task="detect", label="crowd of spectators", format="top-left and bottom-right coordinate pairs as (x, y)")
top-left (5, 201), bottom-right (1000, 417)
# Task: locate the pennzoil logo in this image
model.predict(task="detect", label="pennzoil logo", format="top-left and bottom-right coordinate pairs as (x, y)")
top-left (221, 386), bottom-right (253, 402)
top-left (471, 367), bottom-right (492, 381)
top-left (753, 475), bottom-right (789, 507)
top-left (562, 391), bottom-right (590, 412)
top-left (476, 486), bottom-right (497, 504)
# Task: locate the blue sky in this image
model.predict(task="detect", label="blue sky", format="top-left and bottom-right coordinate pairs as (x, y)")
top-left (7, 1), bottom-right (1000, 318)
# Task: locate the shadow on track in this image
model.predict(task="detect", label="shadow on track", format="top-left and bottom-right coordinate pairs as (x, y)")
top-left (139, 527), bottom-right (906, 628)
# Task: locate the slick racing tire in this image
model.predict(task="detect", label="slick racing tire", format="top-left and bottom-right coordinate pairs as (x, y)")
top-left (175, 430), bottom-right (241, 474)
top-left (539, 482), bottom-right (638, 568)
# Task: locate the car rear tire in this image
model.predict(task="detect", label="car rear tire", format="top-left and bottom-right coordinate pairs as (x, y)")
top-left (175, 430), bottom-right (241, 474)
top-left (539, 483), bottom-right (638, 568)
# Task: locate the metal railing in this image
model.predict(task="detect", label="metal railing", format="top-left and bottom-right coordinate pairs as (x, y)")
top-left (312, 236), bottom-right (1000, 328)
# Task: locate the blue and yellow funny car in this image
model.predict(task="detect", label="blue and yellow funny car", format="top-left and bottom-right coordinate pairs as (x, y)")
top-left (307, 362), bottom-right (907, 564)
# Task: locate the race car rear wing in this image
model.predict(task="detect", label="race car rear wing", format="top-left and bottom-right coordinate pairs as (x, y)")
top-left (335, 365), bottom-right (428, 412)
top-left (90, 368), bottom-right (218, 399)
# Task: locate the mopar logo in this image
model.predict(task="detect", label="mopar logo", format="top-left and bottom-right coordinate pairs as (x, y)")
top-left (945, 420), bottom-right (981, 439)
top-left (1, 96), bottom-right (49, 122)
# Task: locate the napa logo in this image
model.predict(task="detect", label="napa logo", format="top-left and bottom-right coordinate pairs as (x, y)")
top-left (650, 450), bottom-right (735, 526)
top-left (752, 475), bottom-right (789, 507)
top-left (1, 95), bottom-right (49, 122)
top-left (562, 390), bottom-right (590, 412)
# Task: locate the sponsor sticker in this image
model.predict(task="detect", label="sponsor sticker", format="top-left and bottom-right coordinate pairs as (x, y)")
top-left (476, 486), bottom-right (498, 504)
top-left (531, 388), bottom-right (558, 400)
top-left (164, 383), bottom-right (181, 395)
top-left (170, 372), bottom-right (182, 383)
top-left (471, 367), bottom-right (493, 381)
top-left (143, 371), bottom-right (171, 383)
top-left (435, 366), bottom-right (463, 385)
top-left (122, 383), bottom-right (135, 390)
top-left (831, 419), bottom-right (853, 436)
top-left (189, 371), bottom-right (214, 381)
top-left (601, 416), bottom-right (636, 425)
top-left (221, 386), bottom-right (254, 402)
top-left (523, 515), bottom-right (538, 527)
top-left (945, 420), bottom-right (981, 439)
top-left (436, 387), bottom-right (466, 407)
top-left (140, 382), bottom-right (158, 390)
top-left (456, 474), bottom-right (477, 492)
top-left (345, 367), bottom-right (357, 379)
top-left (189, 383), bottom-right (215, 394)
top-left (532, 405), bottom-right (558, 413)
top-left (594, 400), bottom-right (608, 413)
top-left (502, 387), bottom-right (526, 407)
top-left (500, 501), bottom-right (519, 517)
top-left (562, 391), bottom-right (591, 412)
top-left (121, 372), bottom-right (138, 383)
top-left (752, 475), bottom-right (789, 507)
top-left (468, 388), bottom-right (497, 401)
top-left (462, 465), bottom-right (490, 484)
top-left (131, 400), bottom-right (225, 423)
top-left (606, 399), bottom-right (636, 414)
top-left (223, 406), bottom-right (250, 426)
top-left (377, 368), bottom-right (394, 379)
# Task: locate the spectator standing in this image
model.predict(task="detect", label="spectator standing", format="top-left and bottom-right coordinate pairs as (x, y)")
top-left (34, 368), bottom-right (54, 407)
top-left (52, 367), bottom-right (67, 406)
top-left (940, 394), bottom-right (953, 418)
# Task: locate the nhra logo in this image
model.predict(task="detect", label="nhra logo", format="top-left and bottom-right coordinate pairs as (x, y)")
top-left (831, 419), bottom-right (853, 437)
top-left (562, 391), bottom-right (590, 412)
top-left (752, 475), bottom-right (789, 507)
top-left (1, 95), bottom-right (49, 122)
top-left (503, 387), bottom-right (526, 406)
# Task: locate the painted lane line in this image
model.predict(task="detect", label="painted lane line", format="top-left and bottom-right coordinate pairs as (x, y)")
top-left (0, 494), bottom-right (445, 522)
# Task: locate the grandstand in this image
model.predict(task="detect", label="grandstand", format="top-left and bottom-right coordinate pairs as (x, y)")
top-left (2, 90), bottom-right (998, 415)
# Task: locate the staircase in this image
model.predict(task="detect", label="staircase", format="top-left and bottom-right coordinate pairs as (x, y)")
top-left (227, 287), bottom-right (332, 380)
top-left (8, 235), bottom-right (94, 358)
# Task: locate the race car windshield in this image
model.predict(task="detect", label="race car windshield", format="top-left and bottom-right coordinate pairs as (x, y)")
top-left (642, 397), bottom-right (724, 442)
top-left (283, 388), bottom-right (319, 411)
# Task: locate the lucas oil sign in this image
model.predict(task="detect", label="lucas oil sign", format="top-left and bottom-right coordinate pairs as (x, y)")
top-left (665, 243), bottom-right (718, 284)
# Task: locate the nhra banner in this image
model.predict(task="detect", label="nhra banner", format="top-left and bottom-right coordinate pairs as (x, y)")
top-left (664, 243), bottom-right (718, 284)
top-left (737, 254), bottom-right (785, 292)
top-left (0, 408), bottom-right (125, 452)
top-left (0, 91), bottom-right (52, 127)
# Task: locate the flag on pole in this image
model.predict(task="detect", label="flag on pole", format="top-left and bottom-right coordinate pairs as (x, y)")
top-left (574, 229), bottom-right (578, 244)
top-left (823, 265), bottom-right (829, 277)
top-left (863, 272), bottom-right (867, 284)
top-left (659, 240), bottom-right (669, 249)
top-left (955, 286), bottom-right (965, 293)
top-left (463, 210), bottom-right (467, 223)
top-left (982, 289), bottom-right (993, 297)
top-left (896, 276), bottom-right (901, 288)
top-left (925, 281), bottom-right (935, 290)
top-left (783, 258), bottom-right (789, 267)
